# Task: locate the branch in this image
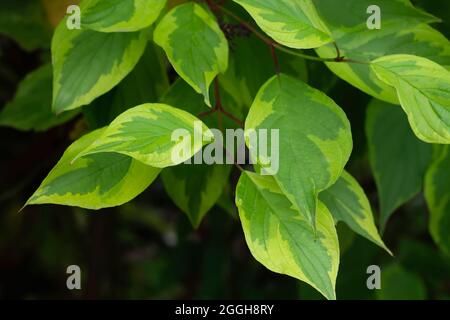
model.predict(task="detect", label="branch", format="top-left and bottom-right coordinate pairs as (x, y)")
top-left (215, 3), bottom-right (370, 64)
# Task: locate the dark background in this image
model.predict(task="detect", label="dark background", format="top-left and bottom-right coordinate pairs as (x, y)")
top-left (0, 0), bottom-right (449, 299)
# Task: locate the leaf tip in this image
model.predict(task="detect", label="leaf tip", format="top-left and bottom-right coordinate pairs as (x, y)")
top-left (18, 201), bottom-right (30, 214)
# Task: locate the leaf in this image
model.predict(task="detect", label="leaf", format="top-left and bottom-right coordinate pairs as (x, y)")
top-left (111, 44), bottom-right (169, 106)
top-left (83, 43), bottom-right (170, 128)
top-left (80, 0), bottom-right (167, 32)
top-left (233, 0), bottom-right (331, 49)
top-left (52, 23), bottom-right (149, 113)
top-left (366, 99), bottom-right (432, 228)
top-left (376, 264), bottom-right (426, 300)
top-left (26, 128), bottom-right (160, 209)
top-left (245, 74), bottom-right (352, 228)
top-left (315, 0), bottom-right (437, 34)
top-left (154, 2), bottom-right (229, 107)
top-left (314, 0), bottom-right (448, 103)
top-left (371, 54), bottom-right (450, 144)
top-left (74, 103), bottom-right (213, 168)
top-left (0, 64), bottom-right (78, 131)
top-left (0, 0), bottom-right (51, 51)
top-left (397, 239), bottom-right (450, 285)
top-left (320, 170), bottom-right (391, 254)
top-left (235, 171), bottom-right (339, 300)
top-left (336, 223), bottom-right (356, 255)
top-left (425, 145), bottom-right (450, 255)
top-left (162, 163), bottom-right (232, 227)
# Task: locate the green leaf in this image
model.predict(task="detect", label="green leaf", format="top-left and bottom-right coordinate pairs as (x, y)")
top-left (26, 128), bottom-right (160, 209)
top-left (366, 99), bottom-right (432, 228)
top-left (320, 170), bottom-right (391, 254)
top-left (162, 163), bottom-right (232, 227)
top-left (245, 74), bottom-right (352, 228)
top-left (74, 103), bottom-right (213, 168)
top-left (315, 0), bottom-right (448, 103)
top-left (233, 0), bottom-right (331, 49)
top-left (52, 23), bottom-right (149, 113)
top-left (235, 171), bottom-right (339, 300)
top-left (0, 64), bottom-right (78, 131)
top-left (425, 145), bottom-right (450, 255)
top-left (83, 43), bottom-right (170, 129)
top-left (160, 78), bottom-right (208, 115)
top-left (111, 43), bottom-right (169, 106)
top-left (376, 264), bottom-right (426, 300)
top-left (371, 54), bottom-right (450, 144)
top-left (0, 0), bottom-right (51, 51)
top-left (154, 2), bottom-right (229, 107)
top-left (80, 0), bottom-right (167, 32)
top-left (397, 239), bottom-right (450, 285)
top-left (219, 33), bottom-right (308, 111)
top-left (315, 0), bottom-right (437, 34)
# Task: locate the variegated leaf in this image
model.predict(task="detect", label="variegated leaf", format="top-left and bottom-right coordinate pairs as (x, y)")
top-left (26, 128), bottom-right (160, 209)
top-left (320, 170), bottom-right (391, 254)
top-left (75, 103), bottom-right (213, 168)
top-left (371, 54), bottom-right (450, 144)
top-left (235, 171), bottom-right (339, 300)
top-left (80, 0), bottom-right (167, 32)
top-left (245, 74), bottom-right (352, 228)
top-left (52, 22), bottom-right (149, 113)
top-left (154, 2), bottom-right (228, 107)
top-left (233, 0), bottom-right (332, 49)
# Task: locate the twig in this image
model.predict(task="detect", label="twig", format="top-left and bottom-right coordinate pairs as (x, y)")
top-left (270, 43), bottom-right (280, 75)
top-left (215, 3), bottom-right (370, 64)
top-left (198, 108), bottom-right (217, 118)
top-left (220, 108), bottom-right (244, 127)
top-left (333, 41), bottom-right (341, 59)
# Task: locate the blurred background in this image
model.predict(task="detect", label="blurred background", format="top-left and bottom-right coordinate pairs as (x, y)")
top-left (0, 0), bottom-right (449, 299)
